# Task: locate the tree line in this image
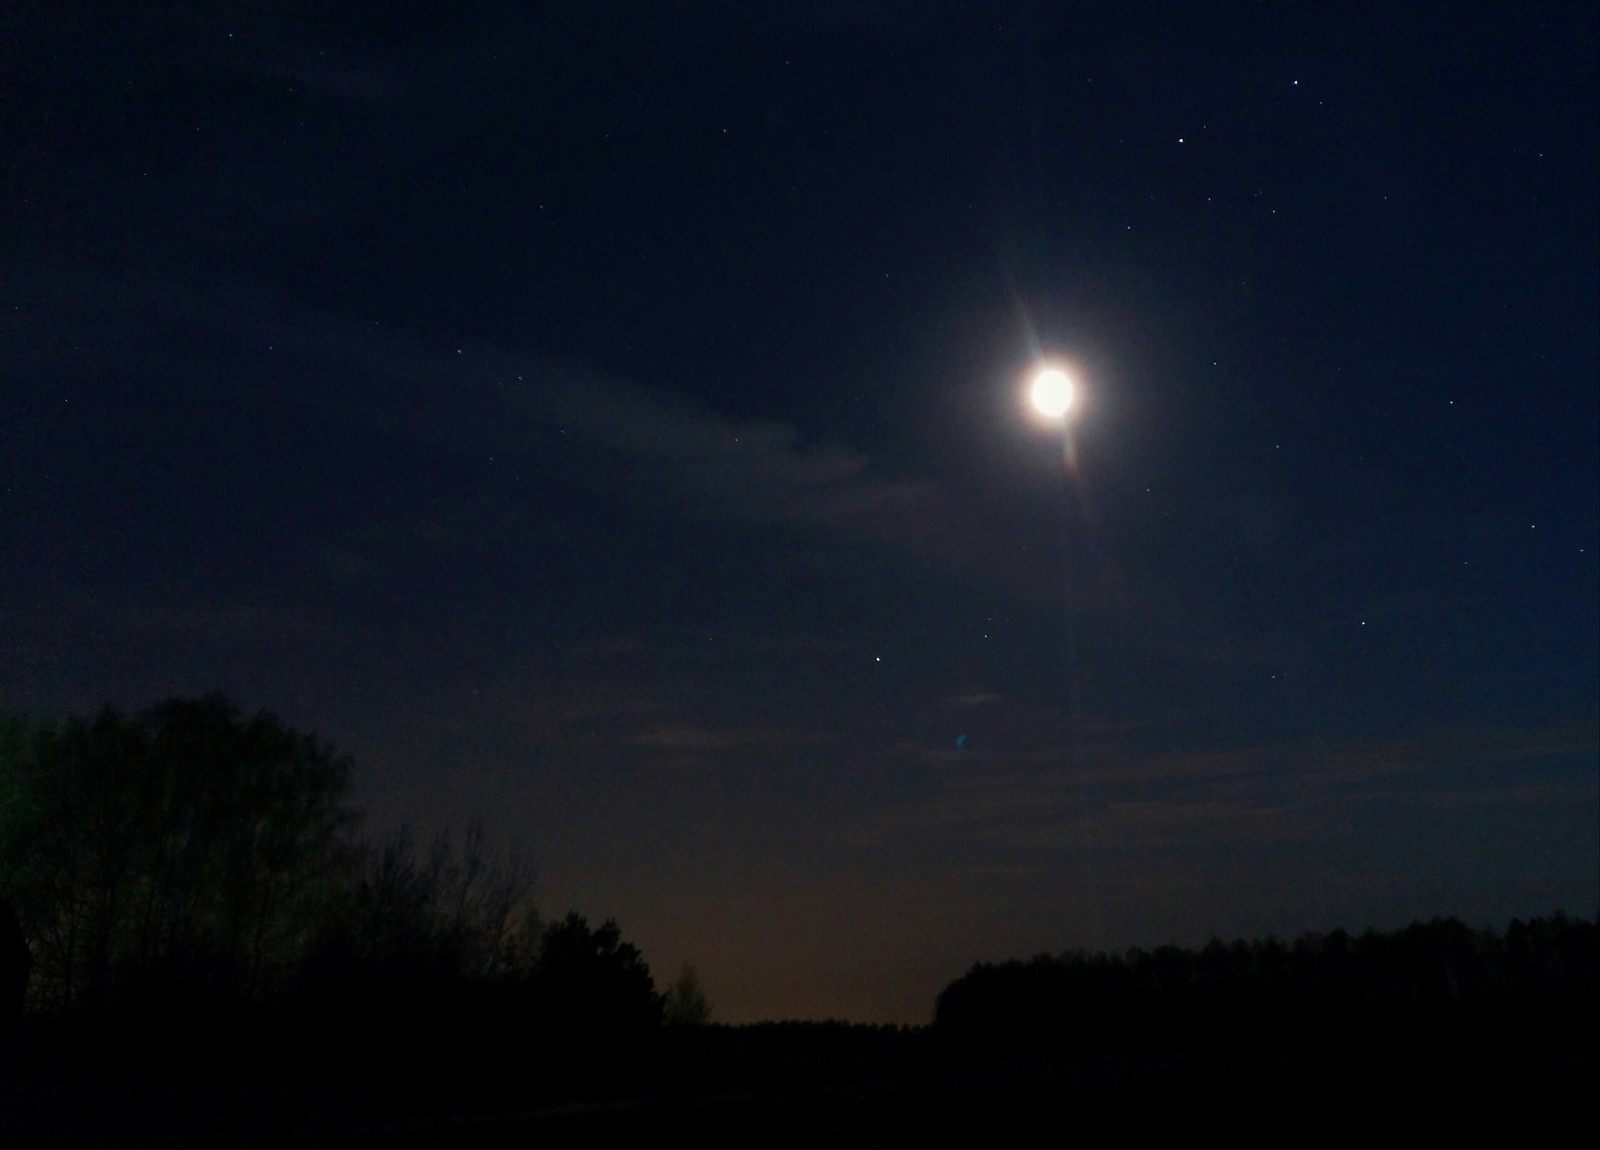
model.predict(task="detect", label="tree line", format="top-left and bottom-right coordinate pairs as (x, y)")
top-left (5, 693), bottom-right (1591, 1084)
top-left (933, 914), bottom-right (1598, 1060)
top-left (0, 695), bottom-right (709, 1080)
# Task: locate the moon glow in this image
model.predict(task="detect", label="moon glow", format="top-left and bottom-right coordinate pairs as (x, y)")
top-left (1030, 368), bottom-right (1075, 419)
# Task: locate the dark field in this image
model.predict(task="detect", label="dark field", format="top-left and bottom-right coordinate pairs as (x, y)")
top-left (4, 1024), bottom-right (1592, 1147)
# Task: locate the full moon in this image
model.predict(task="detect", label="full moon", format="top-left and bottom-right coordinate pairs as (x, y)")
top-left (1030, 368), bottom-right (1075, 419)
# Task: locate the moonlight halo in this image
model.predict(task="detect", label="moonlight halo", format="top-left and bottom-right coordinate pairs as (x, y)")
top-left (1030, 367), bottom-right (1076, 420)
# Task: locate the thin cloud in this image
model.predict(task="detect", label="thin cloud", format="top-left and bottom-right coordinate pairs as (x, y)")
top-left (866, 722), bottom-right (1599, 852)
top-left (132, 291), bottom-right (947, 554)
top-left (120, 286), bottom-right (1336, 675)
top-left (632, 724), bottom-right (806, 752)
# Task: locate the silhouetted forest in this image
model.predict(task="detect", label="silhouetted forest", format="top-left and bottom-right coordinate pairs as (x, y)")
top-left (2, 697), bottom-right (1594, 1144)
top-left (0, 696), bottom-right (690, 1092)
top-left (933, 915), bottom-right (1598, 1061)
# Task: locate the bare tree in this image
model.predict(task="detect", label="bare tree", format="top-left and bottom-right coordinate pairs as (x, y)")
top-left (0, 696), bottom-right (355, 1012)
top-left (662, 961), bottom-right (713, 1027)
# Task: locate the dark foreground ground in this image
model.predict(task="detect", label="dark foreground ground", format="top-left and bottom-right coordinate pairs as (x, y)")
top-left (3, 1028), bottom-right (1592, 1148)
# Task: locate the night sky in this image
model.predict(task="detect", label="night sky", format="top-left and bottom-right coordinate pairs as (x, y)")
top-left (4, 2), bottom-right (1596, 1024)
